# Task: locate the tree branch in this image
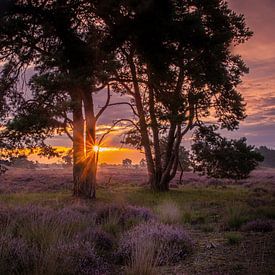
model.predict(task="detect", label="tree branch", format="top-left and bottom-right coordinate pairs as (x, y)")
top-left (107, 102), bottom-right (139, 117)
top-left (98, 119), bottom-right (139, 145)
top-left (95, 84), bottom-right (111, 121)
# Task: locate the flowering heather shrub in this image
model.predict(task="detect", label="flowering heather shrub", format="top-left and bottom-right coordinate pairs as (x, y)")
top-left (76, 228), bottom-right (115, 254)
top-left (52, 241), bottom-right (110, 275)
top-left (241, 219), bottom-right (273, 232)
top-left (0, 207), bottom-right (12, 231)
top-left (56, 207), bottom-right (86, 224)
top-left (0, 235), bottom-right (37, 274)
top-left (117, 222), bottom-right (193, 265)
top-left (95, 204), bottom-right (155, 226)
top-left (0, 205), bottom-right (93, 252)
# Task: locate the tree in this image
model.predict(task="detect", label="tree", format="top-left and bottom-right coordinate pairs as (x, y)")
top-left (191, 126), bottom-right (264, 180)
top-left (0, 0), bottom-right (116, 198)
top-left (10, 155), bottom-right (36, 169)
top-left (62, 150), bottom-right (73, 168)
top-left (99, 0), bottom-right (252, 190)
top-left (122, 158), bottom-right (132, 168)
top-left (139, 158), bottom-right (146, 168)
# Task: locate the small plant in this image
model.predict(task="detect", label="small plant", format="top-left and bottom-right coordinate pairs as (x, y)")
top-left (117, 222), bottom-right (193, 266)
top-left (50, 241), bottom-right (109, 274)
top-left (95, 204), bottom-right (155, 232)
top-left (224, 204), bottom-right (250, 230)
top-left (241, 219), bottom-right (273, 232)
top-left (76, 228), bottom-right (115, 254)
top-left (125, 238), bottom-right (160, 275)
top-left (225, 232), bottom-right (242, 245)
top-left (156, 201), bottom-right (181, 224)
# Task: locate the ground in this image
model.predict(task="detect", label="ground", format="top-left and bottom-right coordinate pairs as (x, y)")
top-left (0, 167), bottom-right (275, 274)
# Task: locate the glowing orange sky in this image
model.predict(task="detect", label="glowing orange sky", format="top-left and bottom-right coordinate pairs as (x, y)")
top-left (29, 147), bottom-right (144, 165)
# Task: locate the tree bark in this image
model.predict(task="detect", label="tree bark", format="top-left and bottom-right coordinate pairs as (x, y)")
top-left (72, 91), bottom-right (97, 199)
top-left (127, 54), bottom-right (155, 183)
top-left (83, 91), bottom-right (97, 199)
top-left (72, 93), bottom-right (86, 197)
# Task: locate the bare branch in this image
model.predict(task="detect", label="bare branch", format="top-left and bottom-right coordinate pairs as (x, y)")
top-left (98, 119), bottom-right (139, 146)
top-left (107, 102), bottom-right (139, 117)
top-left (95, 84), bottom-right (111, 121)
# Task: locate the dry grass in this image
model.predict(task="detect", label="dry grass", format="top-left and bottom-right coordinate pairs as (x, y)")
top-left (125, 239), bottom-right (160, 275)
top-left (156, 201), bottom-right (182, 224)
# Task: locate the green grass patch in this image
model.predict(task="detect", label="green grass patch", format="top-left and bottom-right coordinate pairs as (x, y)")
top-left (0, 192), bottom-right (71, 206)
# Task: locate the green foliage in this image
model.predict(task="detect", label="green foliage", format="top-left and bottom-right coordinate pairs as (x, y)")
top-left (191, 126), bottom-right (264, 180)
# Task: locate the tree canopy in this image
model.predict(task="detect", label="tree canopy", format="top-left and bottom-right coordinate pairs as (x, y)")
top-left (100, 0), bottom-right (253, 190)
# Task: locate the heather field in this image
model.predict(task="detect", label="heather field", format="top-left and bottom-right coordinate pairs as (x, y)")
top-left (0, 167), bottom-right (275, 274)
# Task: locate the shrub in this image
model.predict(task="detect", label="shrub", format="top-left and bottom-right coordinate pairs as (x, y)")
top-left (117, 222), bottom-right (193, 265)
top-left (0, 235), bottom-right (37, 274)
top-left (224, 205), bottom-right (250, 230)
top-left (156, 201), bottom-right (181, 224)
top-left (52, 241), bottom-right (109, 275)
top-left (191, 126), bottom-right (264, 180)
top-left (0, 205), bottom-right (91, 253)
top-left (76, 228), bottom-right (115, 254)
top-left (95, 204), bottom-right (155, 229)
top-left (241, 219), bottom-right (273, 233)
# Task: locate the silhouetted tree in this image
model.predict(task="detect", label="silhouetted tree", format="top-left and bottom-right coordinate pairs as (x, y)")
top-left (62, 150), bottom-right (73, 168)
top-left (99, 0), bottom-right (252, 190)
top-left (10, 155), bottom-right (36, 169)
top-left (191, 126), bottom-right (264, 180)
top-left (122, 158), bottom-right (132, 168)
top-left (0, 0), bottom-right (116, 198)
top-left (139, 158), bottom-right (146, 168)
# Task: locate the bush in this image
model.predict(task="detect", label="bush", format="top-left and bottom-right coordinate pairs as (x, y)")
top-left (52, 241), bottom-right (109, 275)
top-left (191, 126), bottom-right (264, 180)
top-left (95, 204), bottom-right (155, 227)
top-left (224, 205), bottom-right (250, 230)
top-left (241, 219), bottom-right (273, 233)
top-left (0, 205), bottom-right (91, 252)
top-left (117, 222), bottom-right (193, 265)
top-left (0, 235), bottom-right (37, 274)
top-left (76, 228), bottom-right (115, 254)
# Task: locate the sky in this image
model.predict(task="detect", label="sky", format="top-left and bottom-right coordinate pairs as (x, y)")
top-left (226, 0), bottom-right (275, 146)
top-left (30, 0), bottom-right (275, 163)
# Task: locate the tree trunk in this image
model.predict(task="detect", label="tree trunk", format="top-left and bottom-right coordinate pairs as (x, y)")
top-left (72, 93), bottom-right (86, 197)
top-left (127, 54), bottom-right (155, 184)
top-left (83, 91), bottom-right (97, 199)
top-left (72, 92), bottom-right (96, 199)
